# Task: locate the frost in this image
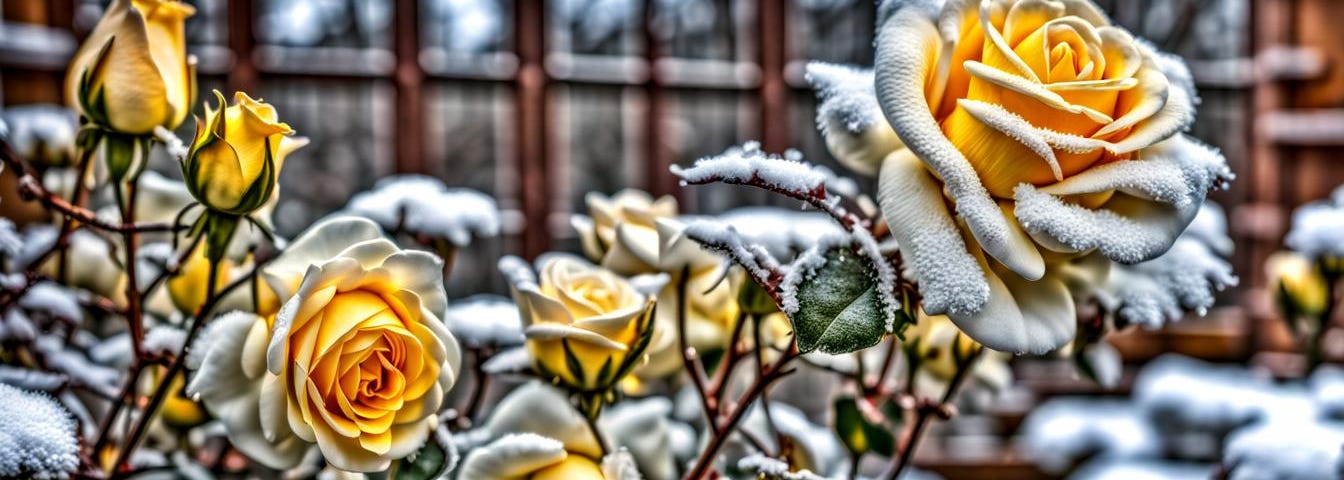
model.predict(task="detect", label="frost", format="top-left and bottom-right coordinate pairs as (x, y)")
top-left (32, 336), bottom-right (120, 399)
top-left (777, 233), bottom-right (847, 314)
top-left (1, 309), bottom-right (37, 342)
top-left (716, 207), bottom-right (846, 260)
top-left (0, 384), bottom-right (79, 479)
top-left (1285, 184), bottom-right (1344, 260)
top-left (153, 126), bottom-right (188, 162)
top-left (671, 142), bottom-right (835, 199)
top-left (15, 224), bottom-right (57, 271)
top-left (1019, 398), bottom-right (1159, 473)
top-left (1133, 355), bottom-right (1314, 432)
top-left (1100, 203), bottom-right (1238, 329)
top-left (806, 63), bottom-right (885, 135)
top-left (0, 105), bottom-right (77, 166)
top-left (683, 221), bottom-right (781, 286)
top-left (0, 219), bottom-right (22, 261)
top-left (344, 174), bottom-right (501, 247)
top-left (18, 282), bottom-right (81, 323)
top-left (445, 294), bottom-right (525, 349)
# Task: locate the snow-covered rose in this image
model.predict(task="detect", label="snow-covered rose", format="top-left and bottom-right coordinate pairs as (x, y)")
top-left (812, 0), bottom-right (1230, 353)
top-left (502, 254), bottom-right (655, 392)
top-left (572, 190), bottom-right (738, 385)
top-left (187, 217), bottom-right (461, 472)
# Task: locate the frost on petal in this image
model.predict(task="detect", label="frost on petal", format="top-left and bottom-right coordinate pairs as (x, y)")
top-left (481, 382), bottom-right (601, 459)
top-left (805, 62), bottom-right (903, 176)
top-left (1285, 186), bottom-right (1344, 260)
top-left (0, 384), bottom-right (79, 479)
top-left (1020, 398), bottom-right (1160, 474)
top-left (445, 294), bottom-right (525, 349)
top-left (1103, 237), bottom-right (1237, 330)
top-left (877, 150), bottom-right (990, 318)
top-left (600, 449), bottom-right (643, 480)
top-left (344, 175), bottom-right (502, 247)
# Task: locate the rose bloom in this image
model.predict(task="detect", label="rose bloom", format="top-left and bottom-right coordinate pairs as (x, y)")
top-left (185, 90), bottom-right (308, 215)
top-left (572, 190), bottom-right (738, 386)
top-left (812, 0), bottom-right (1231, 353)
top-left (187, 217), bottom-right (461, 472)
top-left (502, 254), bottom-right (656, 392)
top-left (66, 0), bottom-right (195, 134)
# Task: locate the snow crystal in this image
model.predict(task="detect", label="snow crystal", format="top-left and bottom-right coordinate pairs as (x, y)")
top-left (1107, 237), bottom-right (1237, 329)
top-left (0, 384), bottom-right (78, 479)
top-left (445, 294), bottom-right (525, 349)
top-left (806, 62), bottom-right (885, 134)
top-left (344, 175), bottom-right (501, 247)
top-left (1224, 420), bottom-right (1344, 480)
top-left (683, 221), bottom-right (780, 286)
top-left (1285, 186), bottom-right (1344, 260)
top-left (716, 207), bottom-right (846, 260)
top-left (671, 142), bottom-right (833, 199)
top-left (18, 282), bottom-right (81, 323)
top-left (1019, 398), bottom-right (1160, 473)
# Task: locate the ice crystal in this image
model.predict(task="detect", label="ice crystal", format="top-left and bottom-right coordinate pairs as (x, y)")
top-left (671, 142), bottom-right (833, 199)
top-left (0, 384), bottom-right (78, 479)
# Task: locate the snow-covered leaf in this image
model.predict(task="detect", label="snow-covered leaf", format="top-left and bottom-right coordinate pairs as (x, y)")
top-left (784, 246), bottom-right (894, 354)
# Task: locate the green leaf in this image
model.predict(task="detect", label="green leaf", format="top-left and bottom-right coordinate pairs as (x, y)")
top-left (389, 433), bottom-right (453, 480)
top-left (737, 279), bottom-right (778, 316)
top-left (833, 397), bottom-right (895, 456)
top-left (789, 247), bottom-right (889, 354)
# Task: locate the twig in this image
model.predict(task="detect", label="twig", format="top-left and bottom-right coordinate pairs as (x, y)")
top-left (880, 349), bottom-right (982, 480)
top-left (678, 267), bottom-right (717, 419)
top-left (683, 342), bottom-right (799, 480)
top-left (0, 142), bottom-right (179, 235)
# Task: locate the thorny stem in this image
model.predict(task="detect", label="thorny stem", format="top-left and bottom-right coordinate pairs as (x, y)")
top-left (112, 258), bottom-right (260, 476)
top-left (881, 349), bottom-right (982, 480)
top-left (683, 342), bottom-right (799, 480)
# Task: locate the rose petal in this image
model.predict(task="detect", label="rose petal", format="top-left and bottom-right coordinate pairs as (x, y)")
top-left (806, 63), bottom-right (905, 176)
top-left (459, 433), bottom-right (568, 480)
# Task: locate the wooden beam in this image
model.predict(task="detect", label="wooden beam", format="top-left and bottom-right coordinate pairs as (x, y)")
top-left (226, 0), bottom-right (259, 95)
top-left (516, 0), bottom-right (551, 258)
top-left (394, 0), bottom-right (425, 174)
top-left (757, 0), bottom-right (789, 155)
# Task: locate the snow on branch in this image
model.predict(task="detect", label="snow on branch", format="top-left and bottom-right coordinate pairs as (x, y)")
top-left (0, 384), bottom-right (79, 479)
top-left (683, 221), bottom-right (783, 292)
top-left (345, 175), bottom-right (502, 247)
top-left (671, 142), bottom-right (867, 231)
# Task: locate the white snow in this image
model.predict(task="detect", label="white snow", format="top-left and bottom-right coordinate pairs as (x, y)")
top-left (806, 63), bottom-right (885, 136)
top-left (1312, 366), bottom-right (1344, 418)
top-left (18, 282), bottom-right (81, 323)
top-left (32, 336), bottom-right (120, 399)
top-left (1285, 184), bottom-right (1344, 260)
top-left (1019, 398), bottom-right (1160, 473)
top-left (1133, 355), bottom-right (1313, 432)
top-left (445, 294), bottom-right (525, 349)
top-left (344, 174), bottom-right (501, 247)
top-left (737, 455), bottom-right (829, 480)
top-left (671, 142), bottom-right (834, 199)
top-left (683, 221), bottom-right (780, 287)
top-left (716, 207), bottom-right (846, 260)
top-left (0, 383), bottom-right (79, 479)
top-left (144, 325), bottom-right (187, 357)
top-left (1068, 459), bottom-right (1211, 480)
top-left (0, 366), bottom-right (68, 392)
top-left (153, 126), bottom-right (188, 163)
top-left (0, 218), bottom-right (22, 260)
top-left (1224, 420), bottom-right (1344, 480)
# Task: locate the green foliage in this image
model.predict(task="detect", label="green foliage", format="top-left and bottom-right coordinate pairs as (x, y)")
top-left (833, 397), bottom-right (895, 457)
top-left (789, 247), bottom-right (890, 354)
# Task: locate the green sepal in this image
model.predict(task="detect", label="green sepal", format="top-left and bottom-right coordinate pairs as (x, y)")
top-left (201, 211), bottom-right (241, 264)
top-left (102, 132), bottom-right (147, 182)
top-left (561, 338), bottom-right (588, 388)
top-left (77, 37), bottom-right (115, 128)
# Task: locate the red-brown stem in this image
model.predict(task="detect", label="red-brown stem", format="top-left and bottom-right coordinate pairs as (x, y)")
top-left (881, 349), bottom-right (981, 480)
top-left (683, 343), bottom-right (799, 480)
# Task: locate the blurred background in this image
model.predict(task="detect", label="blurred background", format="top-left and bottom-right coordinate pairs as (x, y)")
top-left (2, 0), bottom-right (1343, 477)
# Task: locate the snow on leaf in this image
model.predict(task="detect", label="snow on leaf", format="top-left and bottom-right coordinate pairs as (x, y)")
top-left (345, 174), bottom-right (502, 247)
top-left (783, 241), bottom-right (893, 354)
top-left (716, 207), bottom-right (846, 260)
top-left (18, 282), bottom-right (81, 324)
top-left (0, 383), bottom-right (79, 479)
top-left (1285, 184), bottom-right (1344, 260)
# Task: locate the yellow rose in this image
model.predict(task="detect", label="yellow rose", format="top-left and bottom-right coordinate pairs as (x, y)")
top-left (184, 90), bottom-right (307, 215)
top-left (572, 190), bottom-right (738, 383)
top-left (65, 0), bottom-right (195, 134)
top-left (906, 312), bottom-right (1013, 393)
top-left (810, 0), bottom-right (1230, 353)
top-left (459, 383), bottom-right (652, 480)
top-left (502, 255), bottom-right (656, 393)
top-left (1266, 251), bottom-right (1330, 318)
top-left (187, 217), bottom-right (461, 472)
